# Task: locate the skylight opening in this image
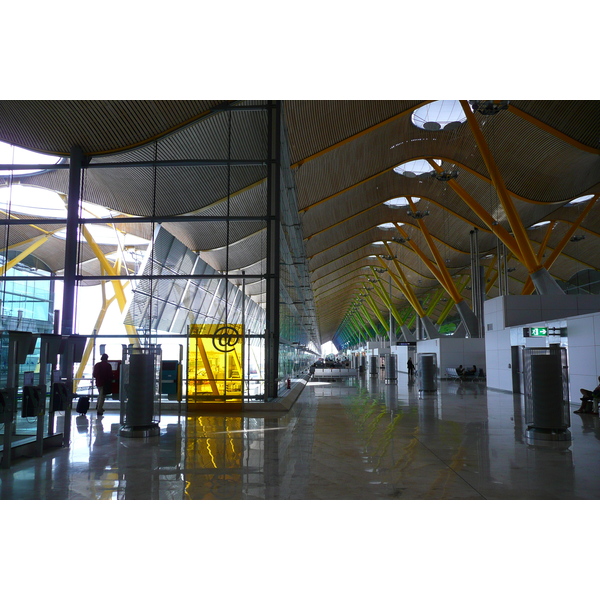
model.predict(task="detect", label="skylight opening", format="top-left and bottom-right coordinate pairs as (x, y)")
top-left (0, 185), bottom-right (124, 222)
top-left (528, 220), bottom-right (551, 229)
top-left (53, 224), bottom-right (149, 247)
top-left (411, 101), bottom-right (467, 131)
top-left (0, 141), bottom-right (62, 176)
top-left (377, 222), bottom-right (404, 230)
top-left (0, 185), bottom-right (67, 218)
top-left (384, 196), bottom-right (420, 208)
top-left (394, 159), bottom-right (442, 178)
top-left (566, 194), bottom-right (594, 206)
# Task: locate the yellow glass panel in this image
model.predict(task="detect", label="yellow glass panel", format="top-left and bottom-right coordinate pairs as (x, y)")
top-left (187, 324), bottom-right (243, 402)
top-left (183, 416), bottom-right (244, 499)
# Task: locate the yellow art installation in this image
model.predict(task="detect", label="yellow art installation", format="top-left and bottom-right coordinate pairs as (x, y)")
top-left (187, 324), bottom-right (243, 403)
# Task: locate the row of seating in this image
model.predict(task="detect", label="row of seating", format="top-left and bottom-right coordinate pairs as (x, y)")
top-left (445, 367), bottom-right (485, 382)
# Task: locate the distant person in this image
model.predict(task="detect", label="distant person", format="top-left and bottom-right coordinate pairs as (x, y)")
top-left (407, 358), bottom-right (415, 376)
top-left (457, 365), bottom-right (464, 376)
top-left (575, 376), bottom-right (600, 415)
top-left (93, 354), bottom-right (113, 416)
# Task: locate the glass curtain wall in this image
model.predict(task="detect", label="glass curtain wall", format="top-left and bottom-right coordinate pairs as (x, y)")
top-left (1, 102), bottom-right (321, 414)
top-left (276, 114), bottom-right (320, 390)
top-left (1, 153), bottom-right (67, 458)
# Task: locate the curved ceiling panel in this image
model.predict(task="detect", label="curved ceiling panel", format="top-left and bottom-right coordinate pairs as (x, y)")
top-left (1, 100), bottom-right (599, 345)
top-left (0, 100), bottom-right (231, 156)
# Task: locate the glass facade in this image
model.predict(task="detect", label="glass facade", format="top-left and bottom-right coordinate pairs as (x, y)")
top-left (1, 103), bottom-right (320, 411)
top-left (0, 256), bottom-right (55, 385)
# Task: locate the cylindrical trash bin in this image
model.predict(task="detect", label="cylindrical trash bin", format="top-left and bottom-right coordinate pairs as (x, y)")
top-left (360, 355), bottom-right (366, 374)
top-left (529, 354), bottom-right (567, 430)
top-left (119, 346), bottom-right (161, 438)
top-left (385, 353), bottom-right (397, 383)
top-left (418, 354), bottom-right (437, 391)
top-left (369, 355), bottom-right (378, 376)
top-left (125, 352), bottom-right (155, 427)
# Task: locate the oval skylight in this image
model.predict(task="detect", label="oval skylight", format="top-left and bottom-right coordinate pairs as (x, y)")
top-left (377, 222), bottom-right (404, 229)
top-left (411, 101), bottom-right (467, 131)
top-left (528, 220), bottom-right (551, 229)
top-left (566, 194), bottom-right (595, 206)
top-left (394, 159), bottom-right (442, 177)
top-left (0, 141), bottom-right (63, 176)
top-left (384, 196), bottom-right (420, 208)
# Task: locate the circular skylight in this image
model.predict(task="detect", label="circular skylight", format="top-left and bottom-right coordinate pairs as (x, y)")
top-left (567, 194), bottom-right (595, 206)
top-left (384, 196), bottom-right (420, 208)
top-left (0, 141), bottom-right (62, 176)
top-left (411, 101), bottom-right (467, 131)
top-left (394, 159), bottom-right (442, 178)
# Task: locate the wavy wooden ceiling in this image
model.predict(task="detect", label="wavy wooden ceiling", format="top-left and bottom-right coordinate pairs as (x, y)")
top-left (0, 100), bottom-right (599, 344)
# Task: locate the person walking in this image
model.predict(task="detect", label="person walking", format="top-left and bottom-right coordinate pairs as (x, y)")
top-left (93, 353), bottom-right (113, 416)
top-left (407, 358), bottom-right (415, 377)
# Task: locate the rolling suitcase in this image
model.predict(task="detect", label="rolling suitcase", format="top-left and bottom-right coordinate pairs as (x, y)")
top-left (76, 396), bottom-right (90, 415)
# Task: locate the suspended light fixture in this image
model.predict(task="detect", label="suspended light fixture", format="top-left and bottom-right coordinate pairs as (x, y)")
top-left (407, 209), bottom-right (430, 219)
top-left (469, 100), bottom-right (510, 115)
top-left (430, 169), bottom-right (459, 182)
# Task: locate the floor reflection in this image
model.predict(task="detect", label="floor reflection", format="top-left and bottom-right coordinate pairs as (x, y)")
top-left (1, 374), bottom-right (599, 500)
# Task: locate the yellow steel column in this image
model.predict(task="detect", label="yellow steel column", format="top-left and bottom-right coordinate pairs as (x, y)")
top-left (81, 225), bottom-right (140, 345)
top-left (392, 224), bottom-right (463, 304)
top-left (426, 159), bottom-right (524, 263)
top-left (425, 287), bottom-right (446, 317)
top-left (460, 100), bottom-right (541, 273)
top-left (403, 200), bottom-right (464, 303)
top-left (362, 285), bottom-right (390, 331)
top-left (522, 195), bottom-right (598, 294)
top-left (537, 222), bottom-right (556, 260)
top-left (0, 232), bottom-right (58, 276)
top-left (369, 267), bottom-right (406, 326)
top-left (437, 276), bottom-right (470, 325)
top-left (74, 284), bottom-right (117, 389)
top-left (377, 252), bottom-right (425, 317)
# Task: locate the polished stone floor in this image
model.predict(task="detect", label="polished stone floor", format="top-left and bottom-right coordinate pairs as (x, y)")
top-left (1, 373), bottom-right (600, 500)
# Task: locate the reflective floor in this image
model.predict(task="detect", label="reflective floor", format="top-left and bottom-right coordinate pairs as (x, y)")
top-left (1, 373), bottom-right (600, 500)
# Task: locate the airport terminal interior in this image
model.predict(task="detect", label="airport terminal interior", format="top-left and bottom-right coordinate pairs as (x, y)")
top-left (1, 99), bottom-right (600, 502)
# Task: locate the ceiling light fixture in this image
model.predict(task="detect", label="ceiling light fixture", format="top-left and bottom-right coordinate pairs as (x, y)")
top-left (407, 210), bottom-right (430, 219)
top-left (430, 169), bottom-right (458, 182)
top-left (392, 236), bottom-right (410, 244)
top-left (469, 100), bottom-right (510, 115)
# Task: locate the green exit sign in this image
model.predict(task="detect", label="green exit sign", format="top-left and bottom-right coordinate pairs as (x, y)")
top-left (528, 327), bottom-right (548, 336)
